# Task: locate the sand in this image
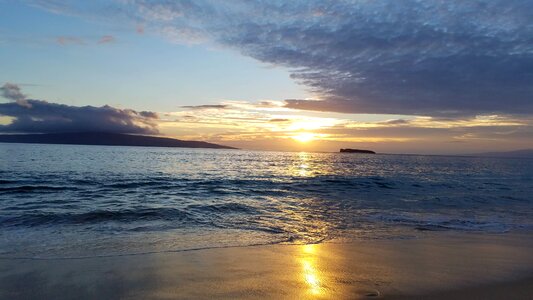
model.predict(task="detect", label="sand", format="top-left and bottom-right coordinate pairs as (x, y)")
top-left (0, 232), bottom-right (532, 299)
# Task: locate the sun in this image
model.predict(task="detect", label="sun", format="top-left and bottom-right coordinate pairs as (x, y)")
top-left (292, 133), bottom-right (315, 143)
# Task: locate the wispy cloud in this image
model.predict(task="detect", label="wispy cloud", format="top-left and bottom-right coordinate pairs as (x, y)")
top-left (56, 36), bottom-right (85, 46)
top-left (1, 83), bottom-right (27, 103)
top-left (1, 83), bottom-right (31, 108)
top-left (181, 104), bottom-right (229, 110)
top-left (98, 35), bottom-right (115, 44)
top-left (56, 35), bottom-right (117, 46)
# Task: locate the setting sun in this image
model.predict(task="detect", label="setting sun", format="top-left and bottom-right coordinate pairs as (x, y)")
top-left (292, 133), bottom-right (315, 143)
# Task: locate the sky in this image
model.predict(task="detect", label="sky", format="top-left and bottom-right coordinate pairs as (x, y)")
top-left (1, 0), bottom-right (532, 154)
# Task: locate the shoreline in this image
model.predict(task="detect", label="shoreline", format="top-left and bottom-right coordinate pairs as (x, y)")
top-left (388, 275), bottom-right (533, 299)
top-left (1, 232), bottom-right (532, 299)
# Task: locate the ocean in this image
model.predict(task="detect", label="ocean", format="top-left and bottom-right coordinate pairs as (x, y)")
top-left (1, 143), bottom-right (532, 259)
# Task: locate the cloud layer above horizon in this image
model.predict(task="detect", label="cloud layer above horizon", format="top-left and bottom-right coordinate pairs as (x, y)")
top-left (0, 83), bottom-right (159, 134)
top-left (113, 0), bottom-right (533, 116)
top-left (162, 99), bottom-right (533, 153)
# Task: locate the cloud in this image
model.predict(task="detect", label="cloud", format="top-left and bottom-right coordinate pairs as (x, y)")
top-left (113, 0), bottom-right (533, 117)
top-left (56, 36), bottom-right (85, 45)
top-left (157, 95), bottom-right (533, 152)
top-left (1, 83), bottom-right (31, 108)
top-left (380, 119), bottom-right (410, 125)
top-left (98, 35), bottom-right (115, 44)
top-left (139, 111), bottom-right (158, 119)
top-left (56, 35), bottom-right (118, 46)
top-left (269, 118), bottom-right (290, 123)
top-left (1, 83), bottom-right (26, 102)
top-left (0, 83), bottom-right (158, 134)
top-left (159, 26), bottom-right (207, 44)
top-left (181, 104), bottom-right (229, 110)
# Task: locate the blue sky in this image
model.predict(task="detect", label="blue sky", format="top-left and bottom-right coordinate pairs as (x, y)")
top-left (1, 1), bottom-right (532, 153)
top-left (0, 1), bottom-right (308, 111)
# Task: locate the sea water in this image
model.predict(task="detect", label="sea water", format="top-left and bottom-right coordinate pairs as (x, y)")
top-left (0, 143), bottom-right (531, 258)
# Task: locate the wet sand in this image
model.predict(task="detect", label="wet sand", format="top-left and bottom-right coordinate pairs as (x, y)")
top-left (0, 232), bottom-right (532, 299)
top-left (389, 276), bottom-right (533, 300)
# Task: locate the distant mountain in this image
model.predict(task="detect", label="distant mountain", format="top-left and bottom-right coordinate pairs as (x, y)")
top-left (0, 132), bottom-right (236, 149)
top-left (468, 149), bottom-right (533, 158)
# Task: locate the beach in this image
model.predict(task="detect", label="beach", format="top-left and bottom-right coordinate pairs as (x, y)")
top-left (1, 232), bottom-right (531, 299)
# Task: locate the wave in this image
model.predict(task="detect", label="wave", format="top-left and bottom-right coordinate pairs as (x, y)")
top-left (0, 207), bottom-right (195, 227)
top-left (1, 147), bottom-right (532, 259)
top-left (368, 213), bottom-right (519, 233)
top-left (187, 202), bottom-right (258, 214)
top-left (0, 185), bottom-right (77, 193)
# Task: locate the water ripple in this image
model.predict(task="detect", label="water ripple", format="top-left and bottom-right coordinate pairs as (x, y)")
top-left (0, 144), bottom-right (532, 258)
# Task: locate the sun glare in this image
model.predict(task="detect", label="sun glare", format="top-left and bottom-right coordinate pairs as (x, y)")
top-left (293, 133), bottom-right (315, 143)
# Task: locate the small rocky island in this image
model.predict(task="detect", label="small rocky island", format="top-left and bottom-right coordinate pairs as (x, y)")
top-left (340, 148), bottom-right (376, 154)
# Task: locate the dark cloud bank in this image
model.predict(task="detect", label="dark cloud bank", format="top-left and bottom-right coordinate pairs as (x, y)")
top-left (0, 83), bottom-right (158, 134)
top-left (125, 0), bottom-right (533, 117)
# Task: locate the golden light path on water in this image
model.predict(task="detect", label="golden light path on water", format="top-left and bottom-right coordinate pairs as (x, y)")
top-left (297, 152), bottom-right (310, 177)
top-left (288, 152), bottom-right (326, 295)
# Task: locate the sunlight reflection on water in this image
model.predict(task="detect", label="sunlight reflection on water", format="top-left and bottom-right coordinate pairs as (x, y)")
top-left (289, 152), bottom-right (312, 177)
top-left (0, 144), bottom-right (531, 258)
top-left (301, 244), bottom-right (324, 296)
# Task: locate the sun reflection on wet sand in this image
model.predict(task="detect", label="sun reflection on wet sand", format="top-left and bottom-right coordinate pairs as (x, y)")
top-left (2, 234), bottom-right (532, 299)
top-left (300, 244), bottom-right (325, 297)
